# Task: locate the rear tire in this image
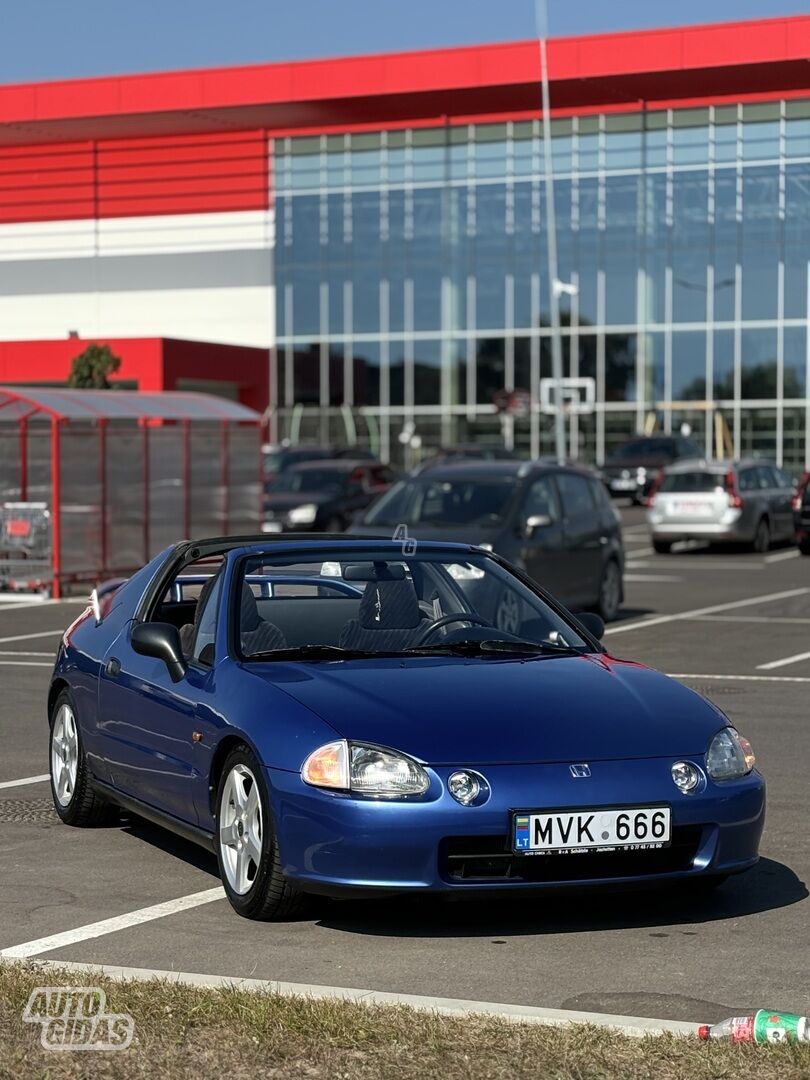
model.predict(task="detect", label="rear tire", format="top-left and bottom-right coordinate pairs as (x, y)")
top-left (596, 560), bottom-right (622, 623)
top-left (752, 518), bottom-right (770, 554)
top-left (799, 537), bottom-right (810, 556)
top-left (215, 745), bottom-right (304, 921)
top-left (652, 539), bottom-right (673, 555)
top-left (49, 690), bottom-right (113, 827)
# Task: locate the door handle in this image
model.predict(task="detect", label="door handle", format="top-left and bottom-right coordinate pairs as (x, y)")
top-left (105, 657), bottom-right (121, 677)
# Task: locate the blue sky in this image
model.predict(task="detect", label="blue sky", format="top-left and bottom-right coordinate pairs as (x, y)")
top-left (1, 0), bottom-right (807, 84)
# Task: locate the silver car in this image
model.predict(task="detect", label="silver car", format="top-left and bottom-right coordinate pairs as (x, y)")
top-left (647, 459), bottom-right (796, 554)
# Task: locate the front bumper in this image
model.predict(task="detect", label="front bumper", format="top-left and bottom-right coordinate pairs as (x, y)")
top-left (267, 759), bottom-right (765, 896)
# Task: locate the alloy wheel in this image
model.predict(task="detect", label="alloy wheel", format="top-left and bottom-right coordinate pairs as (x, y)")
top-left (219, 763), bottom-right (263, 895)
top-left (51, 703), bottom-right (79, 808)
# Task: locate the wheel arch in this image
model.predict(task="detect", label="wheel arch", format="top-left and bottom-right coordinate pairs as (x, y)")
top-left (47, 678), bottom-right (69, 722)
top-left (208, 732), bottom-right (265, 816)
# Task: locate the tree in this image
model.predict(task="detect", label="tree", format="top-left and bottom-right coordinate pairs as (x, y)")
top-left (67, 343), bottom-right (122, 389)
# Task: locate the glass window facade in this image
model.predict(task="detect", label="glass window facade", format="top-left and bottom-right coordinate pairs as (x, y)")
top-left (274, 103), bottom-right (810, 469)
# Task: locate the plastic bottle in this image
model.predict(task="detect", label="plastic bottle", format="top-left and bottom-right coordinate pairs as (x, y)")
top-left (698, 1011), bottom-right (809, 1045)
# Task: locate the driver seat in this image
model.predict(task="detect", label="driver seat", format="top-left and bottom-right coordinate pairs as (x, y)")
top-left (339, 574), bottom-right (424, 651)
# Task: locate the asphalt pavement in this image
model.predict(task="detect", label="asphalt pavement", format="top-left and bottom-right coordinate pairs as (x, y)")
top-left (1, 508), bottom-right (808, 1024)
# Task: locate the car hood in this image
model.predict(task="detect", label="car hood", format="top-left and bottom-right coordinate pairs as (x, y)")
top-left (264, 491), bottom-right (336, 511)
top-left (249, 654), bottom-right (723, 765)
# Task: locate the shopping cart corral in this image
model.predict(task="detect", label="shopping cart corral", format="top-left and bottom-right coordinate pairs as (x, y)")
top-left (0, 502), bottom-right (52, 596)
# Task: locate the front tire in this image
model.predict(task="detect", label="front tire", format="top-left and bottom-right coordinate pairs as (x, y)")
top-left (49, 690), bottom-right (113, 826)
top-left (799, 536), bottom-right (810, 556)
top-left (653, 539), bottom-right (672, 555)
top-left (215, 746), bottom-right (303, 920)
top-left (596, 559), bottom-right (622, 622)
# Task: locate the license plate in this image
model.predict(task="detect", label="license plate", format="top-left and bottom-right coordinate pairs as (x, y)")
top-left (610, 478), bottom-right (636, 491)
top-left (261, 521), bottom-right (283, 533)
top-left (513, 805), bottom-right (671, 854)
top-left (673, 500), bottom-right (712, 516)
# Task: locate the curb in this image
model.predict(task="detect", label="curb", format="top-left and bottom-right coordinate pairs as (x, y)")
top-left (3, 957), bottom-right (700, 1039)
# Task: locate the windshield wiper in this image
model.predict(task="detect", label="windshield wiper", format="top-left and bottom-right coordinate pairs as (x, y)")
top-left (243, 645), bottom-right (384, 662)
top-left (404, 638), bottom-right (587, 657)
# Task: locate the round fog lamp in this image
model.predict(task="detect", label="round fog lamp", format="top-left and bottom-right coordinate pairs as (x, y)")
top-left (448, 770), bottom-right (481, 805)
top-left (671, 760), bottom-right (700, 793)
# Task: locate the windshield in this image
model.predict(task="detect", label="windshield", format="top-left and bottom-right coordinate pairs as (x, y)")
top-left (611, 439), bottom-right (674, 459)
top-left (235, 549), bottom-right (589, 660)
top-left (267, 469), bottom-right (347, 494)
top-left (361, 478), bottom-right (514, 527)
top-left (659, 472), bottom-right (723, 493)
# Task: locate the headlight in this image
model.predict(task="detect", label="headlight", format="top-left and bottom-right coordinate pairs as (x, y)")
top-left (302, 740), bottom-right (429, 797)
top-left (447, 562), bottom-right (485, 581)
top-left (286, 503), bottom-right (318, 525)
top-left (705, 727), bottom-right (756, 781)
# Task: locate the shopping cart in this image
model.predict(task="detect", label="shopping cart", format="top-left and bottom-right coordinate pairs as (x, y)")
top-left (0, 502), bottom-right (53, 595)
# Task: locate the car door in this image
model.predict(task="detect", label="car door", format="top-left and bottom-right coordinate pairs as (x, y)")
top-left (764, 465), bottom-right (795, 539)
top-left (518, 474), bottom-right (568, 601)
top-left (96, 568), bottom-right (225, 825)
top-left (555, 472), bottom-right (604, 608)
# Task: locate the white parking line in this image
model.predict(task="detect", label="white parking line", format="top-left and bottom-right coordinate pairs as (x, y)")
top-left (0, 598), bottom-right (75, 611)
top-left (692, 614), bottom-right (810, 625)
top-left (0, 630), bottom-right (63, 644)
top-left (2, 958), bottom-right (700, 1039)
top-left (756, 650), bottom-right (810, 671)
top-left (0, 774), bottom-right (49, 790)
top-left (624, 574), bottom-right (683, 583)
top-left (605, 585), bottom-right (810, 636)
top-left (0, 650), bottom-right (55, 657)
top-left (626, 560), bottom-right (764, 571)
top-left (0, 660), bottom-right (53, 668)
top-left (670, 672), bottom-right (810, 684)
top-left (764, 549), bottom-right (800, 563)
top-left (0, 887), bottom-right (225, 959)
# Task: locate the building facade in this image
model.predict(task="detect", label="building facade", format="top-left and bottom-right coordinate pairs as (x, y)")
top-left (1, 16), bottom-right (809, 466)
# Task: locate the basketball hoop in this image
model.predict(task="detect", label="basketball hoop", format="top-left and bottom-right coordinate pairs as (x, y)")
top-left (539, 376), bottom-right (595, 416)
top-left (493, 388), bottom-right (532, 418)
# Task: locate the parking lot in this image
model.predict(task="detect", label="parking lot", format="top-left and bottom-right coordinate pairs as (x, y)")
top-left (1, 507), bottom-right (808, 1026)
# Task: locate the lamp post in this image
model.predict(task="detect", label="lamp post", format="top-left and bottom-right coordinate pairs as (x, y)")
top-left (535, 0), bottom-right (567, 465)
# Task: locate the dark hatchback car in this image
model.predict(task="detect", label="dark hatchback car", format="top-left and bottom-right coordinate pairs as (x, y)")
top-left (794, 472), bottom-right (810, 555)
top-left (263, 460), bottom-right (396, 534)
top-left (349, 460), bottom-right (624, 621)
top-left (263, 443), bottom-right (376, 481)
top-left (602, 435), bottom-right (703, 503)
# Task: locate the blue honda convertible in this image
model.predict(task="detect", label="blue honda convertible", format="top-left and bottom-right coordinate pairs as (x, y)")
top-left (49, 536), bottom-right (764, 919)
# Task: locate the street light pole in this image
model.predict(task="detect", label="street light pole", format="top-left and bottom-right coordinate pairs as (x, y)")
top-left (535, 0), bottom-right (567, 465)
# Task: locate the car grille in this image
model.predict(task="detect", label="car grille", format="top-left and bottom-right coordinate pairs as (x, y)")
top-left (440, 827), bottom-right (703, 884)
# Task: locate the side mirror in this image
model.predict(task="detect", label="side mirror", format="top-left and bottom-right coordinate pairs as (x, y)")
top-left (131, 621), bottom-right (187, 682)
top-left (524, 513), bottom-right (552, 537)
top-left (575, 611), bottom-right (605, 640)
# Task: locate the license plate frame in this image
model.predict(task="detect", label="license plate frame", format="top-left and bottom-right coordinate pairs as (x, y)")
top-left (511, 804), bottom-right (672, 856)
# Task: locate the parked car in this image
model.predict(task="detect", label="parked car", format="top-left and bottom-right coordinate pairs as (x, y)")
top-left (263, 460), bottom-right (396, 533)
top-left (263, 444), bottom-right (376, 481)
top-left (418, 443), bottom-right (521, 469)
top-left (602, 436), bottom-right (703, 503)
top-left (793, 471), bottom-right (810, 555)
top-left (349, 460), bottom-right (624, 621)
top-left (48, 535), bottom-right (764, 919)
top-left (647, 459), bottom-right (796, 553)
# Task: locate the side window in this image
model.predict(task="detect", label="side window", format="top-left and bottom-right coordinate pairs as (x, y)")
top-left (190, 570), bottom-right (224, 665)
top-left (556, 473), bottom-right (596, 518)
top-left (522, 476), bottom-right (560, 522)
top-left (588, 477), bottom-right (611, 509)
top-left (738, 469), bottom-right (757, 492)
top-left (757, 466), bottom-right (778, 489)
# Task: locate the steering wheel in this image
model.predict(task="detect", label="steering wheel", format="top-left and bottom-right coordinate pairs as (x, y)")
top-left (412, 611), bottom-right (492, 646)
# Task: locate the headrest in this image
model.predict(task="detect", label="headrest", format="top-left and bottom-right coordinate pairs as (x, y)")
top-left (240, 581), bottom-right (261, 632)
top-left (358, 577), bottom-right (421, 630)
top-left (344, 562), bottom-right (406, 582)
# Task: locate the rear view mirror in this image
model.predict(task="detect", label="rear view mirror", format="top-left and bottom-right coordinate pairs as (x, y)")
top-left (575, 612), bottom-right (605, 640)
top-left (131, 621), bottom-right (187, 682)
top-left (525, 514), bottom-right (552, 537)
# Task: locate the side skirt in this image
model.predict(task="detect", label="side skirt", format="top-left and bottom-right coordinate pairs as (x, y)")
top-left (90, 778), bottom-right (216, 853)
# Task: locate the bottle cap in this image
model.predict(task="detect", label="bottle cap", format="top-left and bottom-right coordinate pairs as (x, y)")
top-left (697, 1025), bottom-right (710, 1041)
